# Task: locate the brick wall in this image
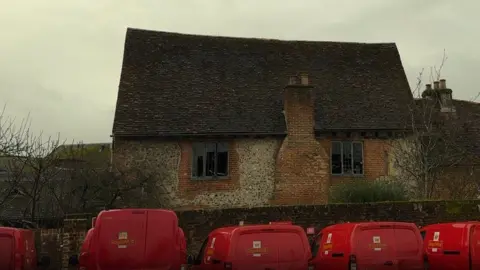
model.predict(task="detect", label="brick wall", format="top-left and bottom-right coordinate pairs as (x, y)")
top-left (178, 200), bottom-right (480, 254)
top-left (273, 77), bottom-right (330, 205)
top-left (319, 138), bottom-right (391, 184)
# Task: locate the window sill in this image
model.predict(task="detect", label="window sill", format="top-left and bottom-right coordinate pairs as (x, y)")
top-left (331, 174), bottom-right (365, 178)
top-left (191, 176), bottom-right (230, 181)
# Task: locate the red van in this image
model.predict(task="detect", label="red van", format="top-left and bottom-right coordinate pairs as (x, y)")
top-left (0, 226), bottom-right (43, 270)
top-left (421, 221), bottom-right (480, 270)
top-left (78, 228), bottom-right (96, 270)
top-left (190, 223), bottom-right (311, 270)
top-left (72, 208), bottom-right (187, 270)
top-left (309, 222), bottom-right (424, 270)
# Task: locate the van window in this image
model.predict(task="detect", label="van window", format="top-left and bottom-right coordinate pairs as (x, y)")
top-left (395, 229), bottom-right (420, 256)
top-left (311, 233), bottom-right (322, 258)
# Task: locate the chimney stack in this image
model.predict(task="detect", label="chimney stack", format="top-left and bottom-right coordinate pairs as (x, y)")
top-left (439, 79), bottom-right (446, 89)
top-left (425, 84), bottom-right (432, 91)
top-left (433, 81), bottom-right (440, 90)
top-left (283, 72), bottom-right (315, 139)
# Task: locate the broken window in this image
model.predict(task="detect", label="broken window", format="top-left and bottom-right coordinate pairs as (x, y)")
top-left (192, 142), bottom-right (229, 179)
top-left (331, 141), bottom-right (363, 175)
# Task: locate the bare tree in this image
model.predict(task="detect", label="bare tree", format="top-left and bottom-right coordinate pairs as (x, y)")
top-left (0, 105), bottom-right (32, 213)
top-left (45, 142), bottom-right (158, 212)
top-left (4, 133), bottom-right (64, 220)
top-left (390, 51), bottom-right (480, 199)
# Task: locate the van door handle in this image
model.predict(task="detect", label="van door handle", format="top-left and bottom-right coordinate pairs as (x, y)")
top-left (443, 250), bottom-right (460, 255)
top-left (332, 252), bottom-right (344, 257)
top-left (384, 261), bottom-right (394, 266)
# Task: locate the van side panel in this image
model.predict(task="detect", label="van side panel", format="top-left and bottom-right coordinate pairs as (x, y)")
top-left (316, 229), bottom-right (350, 270)
top-left (0, 233), bottom-right (14, 270)
top-left (424, 224), bottom-right (468, 270)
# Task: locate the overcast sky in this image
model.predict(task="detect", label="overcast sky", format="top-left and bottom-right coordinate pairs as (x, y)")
top-left (0, 0), bottom-right (478, 143)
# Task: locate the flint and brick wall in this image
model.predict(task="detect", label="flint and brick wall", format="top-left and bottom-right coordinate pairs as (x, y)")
top-left (114, 136), bottom-right (393, 210)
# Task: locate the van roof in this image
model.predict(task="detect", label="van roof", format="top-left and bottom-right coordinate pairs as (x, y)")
top-left (0, 227), bottom-right (26, 232)
top-left (322, 221), bottom-right (417, 231)
top-left (423, 221), bottom-right (480, 230)
top-left (210, 224), bottom-right (304, 235)
top-left (97, 208), bottom-right (176, 215)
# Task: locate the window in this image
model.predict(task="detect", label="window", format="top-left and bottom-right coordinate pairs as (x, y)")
top-left (192, 142), bottom-right (229, 179)
top-left (331, 141), bottom-right (363, 175)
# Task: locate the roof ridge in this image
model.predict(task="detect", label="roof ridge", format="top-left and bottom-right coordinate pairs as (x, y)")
top-left (126, 27), bottom-right (397, 46)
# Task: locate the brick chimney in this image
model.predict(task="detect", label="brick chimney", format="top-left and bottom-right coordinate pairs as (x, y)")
top-left (438, 78), bottom-right (455, 113)
top-left (273, 73), bottom-right (329, 205)
top-left (283, 72), bottom-right (315, 139)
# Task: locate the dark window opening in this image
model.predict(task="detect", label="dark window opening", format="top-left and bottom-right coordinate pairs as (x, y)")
top-left (192, 142), bottom-right (229, 179)
top-left (331, 141), bottom-right (363, 175)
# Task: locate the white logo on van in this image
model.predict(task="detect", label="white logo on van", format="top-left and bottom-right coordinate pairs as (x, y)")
top-left (326, 233), bottom-right (332, 244)
top-left (433, 232), bottom-right (440, 241)
top-left (373, 236), bottom-right (381, 244)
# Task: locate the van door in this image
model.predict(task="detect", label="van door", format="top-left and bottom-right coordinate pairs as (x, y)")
top-left (233, 230), bottom-right (279, 270)
top-left (316, 230), bottom-right (349, 270)
top-left (469, 225), bottom-right (480, 269)
top-left (425, 224), bottom-right (467, 270)
top-left (0, 233), bottom-right (14, 270)
top-left (277, 231), bottom-right (309, 270)
top-left (353, 225), bottom-right (398, 270)
top-left (393, 225), bottom-right (423, 270)
top-left (97, 210), bottom-right (147, 270)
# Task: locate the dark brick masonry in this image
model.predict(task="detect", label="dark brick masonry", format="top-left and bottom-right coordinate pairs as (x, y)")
top-left (177, 200), bottom-right (480, 254)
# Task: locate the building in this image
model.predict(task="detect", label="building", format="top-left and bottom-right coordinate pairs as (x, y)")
top-left (398, 79), bottom-right (480, 199)
top-left (112, 28), bottom-right (414, 209)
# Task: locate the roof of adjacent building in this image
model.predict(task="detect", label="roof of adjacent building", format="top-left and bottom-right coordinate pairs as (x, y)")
top-left (113, 28), bottom-right (413, 136)
top-left (414, 97), bottom-right (480, 165)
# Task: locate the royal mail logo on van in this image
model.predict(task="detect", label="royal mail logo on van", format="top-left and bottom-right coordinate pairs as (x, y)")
top-left (111, 232), bottom-right (135, 248)
top-left (323, 243), bottom-right (333, 250)
top-left (428, 240), bottom-right (443, 248)
top-left (368, 243), bottom-right (387, 249)
top-left (248, 247), bottom-right (269, 254)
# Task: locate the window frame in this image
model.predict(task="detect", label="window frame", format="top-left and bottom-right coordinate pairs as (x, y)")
top-left (330, 141), bottom-right (364, 176)
top-left (191, 142), bottom-right (229, 180)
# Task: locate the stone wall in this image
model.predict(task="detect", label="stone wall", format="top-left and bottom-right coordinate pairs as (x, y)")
top-left (178, 200), bottom-right (480, 254)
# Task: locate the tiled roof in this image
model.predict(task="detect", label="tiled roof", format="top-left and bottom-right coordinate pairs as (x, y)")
top-left (113, 28), bottom-right (413, 136)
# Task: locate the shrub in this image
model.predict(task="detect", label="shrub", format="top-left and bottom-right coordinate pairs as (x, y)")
top-left (329, 179), bottom-right (409, 203)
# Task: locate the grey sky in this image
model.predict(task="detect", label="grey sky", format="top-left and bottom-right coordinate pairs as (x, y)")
top-left (1, 0), bottom-right (478, 143)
